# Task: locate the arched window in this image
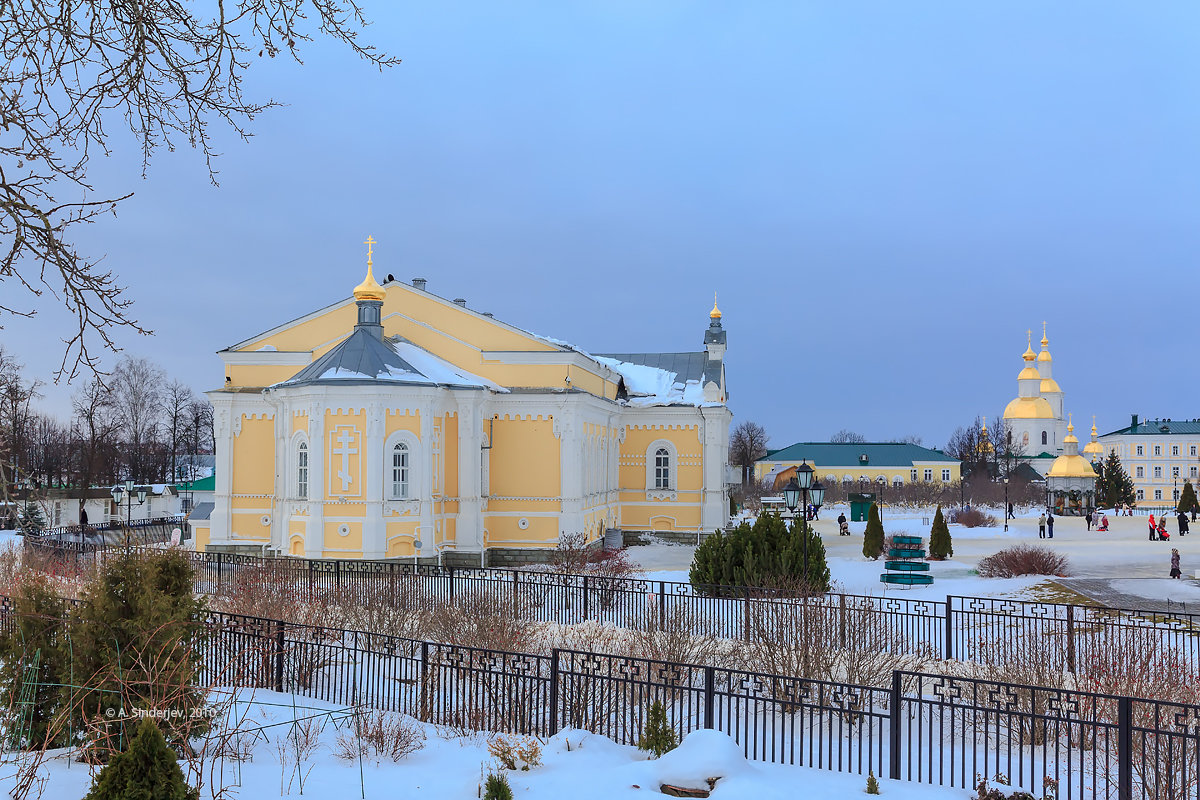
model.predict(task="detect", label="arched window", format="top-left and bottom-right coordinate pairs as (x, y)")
top-left (654, 448), bottom-right (671, 489)
top-left (1041, 431), bottom-right (1048, 446)
top-left (391, 442), bottom-right (410, 499)
top-left (297, 442), bottom-right (309, 499)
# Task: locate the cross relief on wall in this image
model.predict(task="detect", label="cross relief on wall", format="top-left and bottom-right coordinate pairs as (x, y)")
top-left (329, 424), bottom-right (362, 497)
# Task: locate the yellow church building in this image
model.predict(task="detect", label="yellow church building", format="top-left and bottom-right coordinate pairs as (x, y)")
top-left (195, 241), bottom-right (732, 565)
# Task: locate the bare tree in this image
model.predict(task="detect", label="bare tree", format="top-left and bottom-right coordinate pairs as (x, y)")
top-left (109, 356), bottom-right (166, 482)
top-left (889, 434), bottom-right (924, 446)
top-left (1, 1), bottom-right (400, 379)
top-left (830, 429), bottom-right (866, 444)
top-left (163, 381), bottom-right (195, 482)
top-left (729, 420), bottom-right (770, 485)
top-left (71, 378), bottom-right (118, 489)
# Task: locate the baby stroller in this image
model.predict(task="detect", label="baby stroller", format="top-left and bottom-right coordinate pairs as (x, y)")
top-left (839, 520), bottom-right (850, 536)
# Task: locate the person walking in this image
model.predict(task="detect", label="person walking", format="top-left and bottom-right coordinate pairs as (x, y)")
top-left (1047, 511), bottom-right (1054, 538)
top-left (79, 506), bottom-right (88, 530)
top-left (1038, 512), bottom-right (1047, 539)
top-left (1007, 502), bottom-right (1015, 521)
top-left (1179, 510), bottom-right (1190, 537)
top-left (837, 511), bottom-right (849, 536)
top-left (1150, 513), bottom-right (1158, 541)
top-left (1171, 548), bottom-right (1182, 579)
top-left (1085, 510), bottom-right (1093, 531)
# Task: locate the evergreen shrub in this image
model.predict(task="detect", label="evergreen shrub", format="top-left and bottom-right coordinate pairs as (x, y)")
top-left (928, 506), bottom-right (953, 559)
top-left (639, 701), bottom-right (677, 759)
top-left (482, 771), bottom-right (514, 800)
top-left (690, 513), bottom-right (829, 593)
top-left (862, 503), bottom-right (885, 560)
top-left (83, 717), bottom-right (197, 800)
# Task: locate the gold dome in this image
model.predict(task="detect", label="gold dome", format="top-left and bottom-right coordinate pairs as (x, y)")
top-left (1063, 419), bottom-right (1078, 444)
top-left (1040, 378), bottom-right (1062, 393)
top-left (1004, 396), bottom-right (1054, 420)
top-left (1047, 454), bottom-right (1097, 479)
top-left (1037, 349), bottom-right (1052, 363)
top-left (1018, 366), bottom-right (1041, 381)
top-left (710, 293), bottom-right (722, 320)
top-left (1022, 330), bottom-right (1036, 361)
top-left (1038, 323), bottom-right (1052, 361)
top-left (353, 236), bottom-right (387, 302)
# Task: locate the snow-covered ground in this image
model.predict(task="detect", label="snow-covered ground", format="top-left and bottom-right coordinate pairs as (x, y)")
top-left (632, 503), bottom-right (1197, 598)
top-left (0, 690), bottom-right (962, 800)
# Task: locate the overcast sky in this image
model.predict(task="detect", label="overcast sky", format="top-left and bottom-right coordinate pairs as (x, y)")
top-left (6, 2), bottom-right (1197, 449)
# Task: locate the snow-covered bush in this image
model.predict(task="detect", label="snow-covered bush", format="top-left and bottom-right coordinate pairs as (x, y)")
top-left (334, 710), bottom-right (426, 764)
top-left (487, 733), bottom-right (542, 771)
top-left (976, 545), bottom-right (1068, 578)
top-left (949, 507), bottom-right (998, 528)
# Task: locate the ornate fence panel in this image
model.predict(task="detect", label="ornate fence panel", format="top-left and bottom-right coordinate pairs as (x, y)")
top-left (897, 672), bottom-right (1131, 800)
top-left (424, 643), bottom-right (552, 735)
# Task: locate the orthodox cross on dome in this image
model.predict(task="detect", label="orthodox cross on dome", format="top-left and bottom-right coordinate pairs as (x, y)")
top-left (1041, 321), bottom-right (1049, 346)
top-left (363, 235), bottom-right (376, 266)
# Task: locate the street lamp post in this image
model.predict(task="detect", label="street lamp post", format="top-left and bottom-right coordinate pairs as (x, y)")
top-left (111, 480), bottom-right (147, 547)
top-left (782, 461), bottom-right (825, 589)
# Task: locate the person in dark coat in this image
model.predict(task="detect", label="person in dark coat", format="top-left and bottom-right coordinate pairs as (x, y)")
top-left (1046, 512), bottom-right (1054, 539)
top-left (79, 506), bottom-right (88, 529)
top-left (1085, 510), bottom-right (1093, 531)
top-left (1171, 548), bottom-right (1182, 579)
top-left (1007, 502), bottom-right (1015, 520)
top-left (1179, 511), bottom-right (1190, 537)
top-left (837, 512), bottom-right (849, 536)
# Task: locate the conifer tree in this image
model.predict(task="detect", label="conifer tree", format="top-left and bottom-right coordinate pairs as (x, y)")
top-left (928, 505), bottom-right (953, 559)
top-left (0, 573), bottom-right (70, 748)
top-left (862, 503), bottom-right (885, 560)
top-left (482, 772), bottom-right (514, 800)
top-left (1095, 450), bottom-right (1136, 508)
top-left (690, 512), bottom-right (830, 593)
top-left (1179, 481), bottom-right (1199, 516)
top-left (639, 701), bottom-right (677, 758)
top-left (83, 717), bottom-right (197, 800)
top-left (72, 550), bottom-right (208, 750)
top-left (17, 502), bottom-right (47, 534)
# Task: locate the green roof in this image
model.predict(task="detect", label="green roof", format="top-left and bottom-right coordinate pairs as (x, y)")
top-left (1102, 418), bottom-right (1200, 437)
top-left (176, 475), bottom-right (215, 492)
top-left (758, 442), bottom-right (960, 467)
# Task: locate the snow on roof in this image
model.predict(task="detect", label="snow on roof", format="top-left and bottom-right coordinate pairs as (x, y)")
top-left (594, 356), bottom-right (708, 407)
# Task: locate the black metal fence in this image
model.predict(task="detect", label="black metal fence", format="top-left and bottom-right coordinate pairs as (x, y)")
top-left (26, 543), bottom-right (1200, 686)
top-left (2, 591), bottom-right (1196, 800)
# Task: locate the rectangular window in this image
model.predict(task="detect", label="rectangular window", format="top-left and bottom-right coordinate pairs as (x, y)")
top-left (1154, 466), bottom-right (1163, 478)
top-left (1155, 489), bottom-right (1163, 500)
top-left (1154, 445), bottom-right (1162, 456)
top-left (1172, 445), bottom-right (1180, 456)
top-left (1174, 489), bottom-right (1181, 501)
top-left (1136, 466), bottom-right (1144, 478)
top-left (911, 469), bottom-right (918, 483)
top-left (1192, 466), bottom-right (1199, 478)
top-left (1136, 445), bottom-right (1144, 456)
top-left (1137, 489), bottom-right (1145, 501)
top-left (1191, 446), bottom-right (1197, 457)
top-left (924, 468), bottom-right (933, 482)
top-left (941, 468), bottom-right (951, 482)
top-left (1173, 466), bottom-right (1180, 478)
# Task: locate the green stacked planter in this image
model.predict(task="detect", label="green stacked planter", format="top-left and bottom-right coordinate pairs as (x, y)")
top-left (880, 534), bottom-right (933, 586)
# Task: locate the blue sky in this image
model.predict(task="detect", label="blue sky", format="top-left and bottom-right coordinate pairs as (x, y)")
top-left (8, 1), bottom-right (1198, 447)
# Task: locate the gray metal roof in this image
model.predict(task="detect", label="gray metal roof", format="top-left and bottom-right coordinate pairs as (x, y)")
top-left (595, 352), bottom-right (708, 383)
top-left (189, 502), bottom-right (214, 522)
top-left (760, 442), bottom-right (961, 467)
top-left (277, 329), bottom-right (489, 390)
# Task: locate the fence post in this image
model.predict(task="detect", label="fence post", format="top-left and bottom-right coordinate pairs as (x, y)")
top-left (703, 666), bottom-right (715, 729)
top-left (1066, 605), bottom-right (1076, 673)
top-left (658, 582), bottom-right (666, 629)
top-left (839, 593), bottom-right (848, 649)
top-left (513, 570), bottom-right (519, 607)
top-left (743, 589), bottom-right (751, 641)
top-left (448, 567), bottom-right (456, 602)
top-left (944, 595), bottom-right (954, 660)
top-left (549, 649), bottom-right (560, 736)
top-left (1118, 696), bottom-right (1132, 800)
top-left (420, 641), bottom-right (431, 722)
top-left (336, 560), bottom-right (342, 592)
top-left (216, 552), bottom-right (224, 593)
top-left (889, 670), bottom-right (902, 780)
top-left (274, 621), bottom-right (285, 692)
top-left (582, 576), bottom-right (589, 621)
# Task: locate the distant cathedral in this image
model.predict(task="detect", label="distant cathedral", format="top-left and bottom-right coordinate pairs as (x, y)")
top-left (1002, 325), bottom-right (1068, 456)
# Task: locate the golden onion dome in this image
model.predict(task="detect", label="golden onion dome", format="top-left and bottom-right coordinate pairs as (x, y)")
top-left (1040, 378), bottom-right (1062, 393)
top-left (1038, 324), bottom-right (1052, 361)
top-left (710, 293), bottom-right (722, 320)
top-left (1082, 439), bottom-right (1103, 457)
top-left (1018, 366), bottom-right (1041, 381)
top-left (1063, 420), bottom-right (1078, 444)
top-left (1047, 454), bottom-right (1097, 478)
top-left (1022, 344), bottom-right (1036, 362)
top-left (353, 236), bottom-right (387, 302)
top-left (1003, 396), bottom-right (1054, 420)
